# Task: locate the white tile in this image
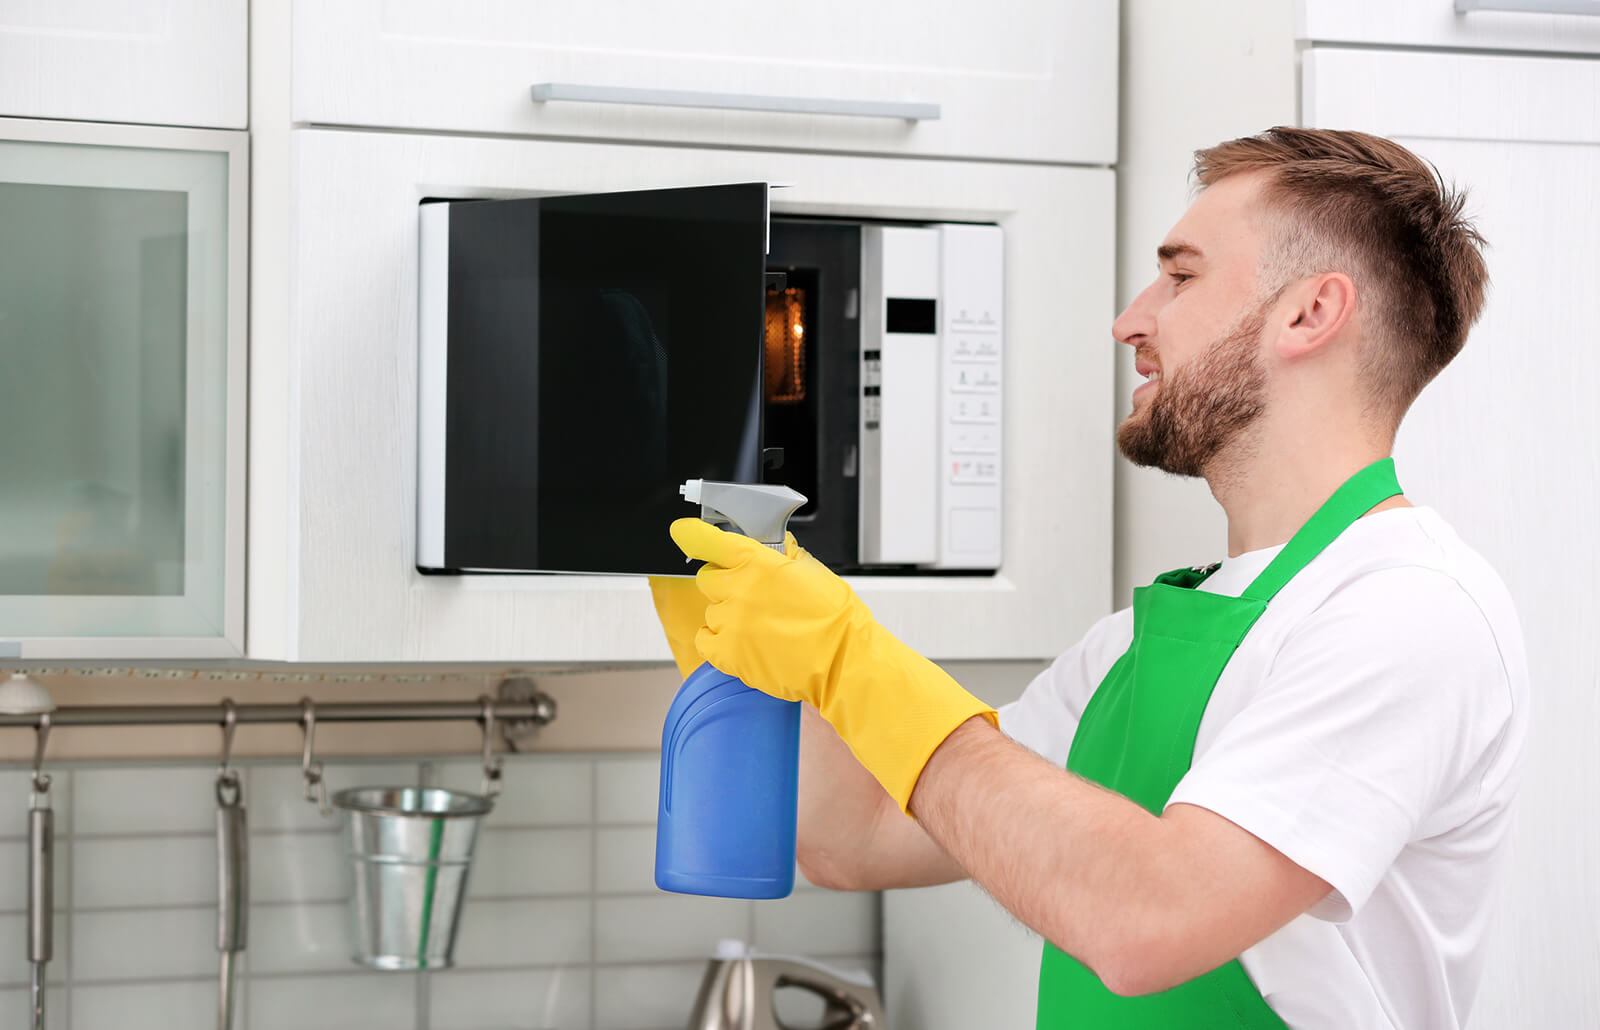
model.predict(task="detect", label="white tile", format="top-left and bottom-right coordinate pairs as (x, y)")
top-left (73, 836), bottom-right (214, 908)
top-left (593, 961), bottom-right (710, 1030)
top-left (0, 769), bottom-right (66, 839)
top-left (248, 973), bottom-right (415, 1030)
top-left (73, 907), bottom-right (215, 981)
top-left (450, 898), bottom-right (591, 970)
top-left (435, 756), bottom-right (594, 827)
top-left (595, 895), bottom-right (750, 963)
top-left (249, 829), bottom-right (348, 904)
top-left (430, 967), bottom-right (591, 1030)
top-left (74, 979), bottom-right (215, 1030)
top-left (467, 828), bottom-right (592, 898)
top-left (248, 902), bottom-right (352, 975)
top-left (74, 765), bottom-right (217, 835)
top-left (753, 889), bottom-right (880, 958)
top-left (0, 835), bottom-right (69, 913)
top-left (248, 761), bottom-right (421, 832)
top-left (0, 912), bottom-right (67, 987)
top-left (594, 827), bottom-right (658, 894)
top-left (595, 757), bottom-right (659, 825)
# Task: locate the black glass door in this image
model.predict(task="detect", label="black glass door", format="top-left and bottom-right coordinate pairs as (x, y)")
top-left (425, 182), bottom-right (768, 575)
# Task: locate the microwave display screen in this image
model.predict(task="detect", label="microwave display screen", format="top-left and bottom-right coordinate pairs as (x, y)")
top-left (418, 182), bottom-right (769, 576)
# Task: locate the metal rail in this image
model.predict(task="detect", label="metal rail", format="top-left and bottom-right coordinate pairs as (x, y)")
top-left (0, 697), bottom-right (555, 728)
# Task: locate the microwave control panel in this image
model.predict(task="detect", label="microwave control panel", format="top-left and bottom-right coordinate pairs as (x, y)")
top-left (860, 223), bottom-right (1002, 571)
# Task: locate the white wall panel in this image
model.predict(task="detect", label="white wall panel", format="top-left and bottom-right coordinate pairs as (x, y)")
top-left (1305, 45), bottom-right (1600, 1028)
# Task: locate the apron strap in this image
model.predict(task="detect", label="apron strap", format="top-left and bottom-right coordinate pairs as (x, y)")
top-left (1239, 458), bottom-right (1403, 603)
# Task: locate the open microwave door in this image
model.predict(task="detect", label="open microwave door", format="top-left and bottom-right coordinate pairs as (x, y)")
top-left (417, 182), bottom-right (769, 576)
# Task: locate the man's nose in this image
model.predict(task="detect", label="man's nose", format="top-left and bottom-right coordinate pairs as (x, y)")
top-left (1112, 278), bottom-right (1161, 349)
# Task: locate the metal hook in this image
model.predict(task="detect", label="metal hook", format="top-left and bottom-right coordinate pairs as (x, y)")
top-left (31, 712), bottom-right (51, 795)
top-left (216, 698), bottom-right (241, 807)
top-left (299, 697), bottom-right (329, 816)
top-left (478, 695), bottom-right (503, 799)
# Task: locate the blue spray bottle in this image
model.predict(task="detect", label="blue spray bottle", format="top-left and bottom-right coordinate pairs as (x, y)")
top-left (655, 479), bottom-right (808, 900)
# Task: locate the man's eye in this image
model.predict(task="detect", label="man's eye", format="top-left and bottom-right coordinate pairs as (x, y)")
top-left (1169, 273), bottom-right (1194, 286)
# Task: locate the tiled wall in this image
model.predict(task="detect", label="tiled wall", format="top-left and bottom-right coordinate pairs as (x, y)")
top-left (0, 753), bottom-right (880, 1030)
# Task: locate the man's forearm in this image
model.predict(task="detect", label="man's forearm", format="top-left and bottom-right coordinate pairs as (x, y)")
top-left (798, 706), bottom-right (965, 891)
top-left (908, 717), bottom-right (1329, 995)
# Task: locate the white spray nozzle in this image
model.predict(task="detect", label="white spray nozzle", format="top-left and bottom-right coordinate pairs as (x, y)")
top-left (680, 480), bottom-right (807, 552)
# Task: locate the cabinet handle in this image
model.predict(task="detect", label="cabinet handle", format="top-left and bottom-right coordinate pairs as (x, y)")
top-left (1455, 0), bottom-right (1600, 15)
top-left (530, 83), bottom-right (940, 121)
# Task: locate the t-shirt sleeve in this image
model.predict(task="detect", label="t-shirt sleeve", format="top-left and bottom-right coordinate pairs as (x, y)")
top-left (999, 608), bottom-right (1134, 768)
top-left (1165, 566), bottom-right (1515, 921)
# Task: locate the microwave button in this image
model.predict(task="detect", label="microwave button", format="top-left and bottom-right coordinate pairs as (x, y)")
top-left (950, 459), bottom-right (999, 484)
top-left (949, 361), bottom-right (999, 393)
top-left (949, 425), bottom-right (999, 454)
top-left (948, 395), bottom-right (998, 424)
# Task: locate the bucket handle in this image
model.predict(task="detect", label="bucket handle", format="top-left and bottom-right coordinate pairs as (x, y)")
top-left (299, 698), bottom-right (331, 816)
top-left (478, 696), bottom-right (503, 800)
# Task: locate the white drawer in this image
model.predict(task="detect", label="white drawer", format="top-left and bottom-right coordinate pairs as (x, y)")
top-left (291, 0), bottom-right (1116, 165)
top-left (250, 129), bottom-right (1115, 662)
top-left (0, 0), bottom-right (247, 128)
top-left (1298, 0), bottom-right (1600, 54)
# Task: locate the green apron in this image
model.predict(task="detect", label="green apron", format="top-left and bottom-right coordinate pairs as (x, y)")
top-left (1035, 458), bottom-right (1403, 1029)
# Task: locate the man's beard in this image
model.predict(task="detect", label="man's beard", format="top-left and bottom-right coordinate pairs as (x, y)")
top-left (1116, 306), bottom-right (1269, 478)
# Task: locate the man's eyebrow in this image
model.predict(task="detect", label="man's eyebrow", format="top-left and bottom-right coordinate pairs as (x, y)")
top-left (1156, 241), bottom-right (1204, 263)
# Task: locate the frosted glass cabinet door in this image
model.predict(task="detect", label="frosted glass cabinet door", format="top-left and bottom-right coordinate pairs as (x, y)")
top-left (0, 119), bottom-right (246, 657)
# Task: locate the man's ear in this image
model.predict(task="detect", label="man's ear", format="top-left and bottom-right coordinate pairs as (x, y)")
top-left (1276, 272), bottom-right (1357, 361)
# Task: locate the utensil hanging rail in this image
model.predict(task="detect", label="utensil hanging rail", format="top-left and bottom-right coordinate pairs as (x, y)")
top-left (0, 697), bottom-right (556, 729)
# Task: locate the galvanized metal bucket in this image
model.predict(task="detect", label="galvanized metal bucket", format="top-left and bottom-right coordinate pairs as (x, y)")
top-left (333, 786), bottom-right (494, 970)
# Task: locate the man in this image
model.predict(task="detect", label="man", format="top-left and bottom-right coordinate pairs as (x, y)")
top-left (652, 127), bottom-right (1527, 1028)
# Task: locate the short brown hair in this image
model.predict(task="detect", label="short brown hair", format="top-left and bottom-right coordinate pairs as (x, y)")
top-left (1193, 127), bottom-right (1489, 423)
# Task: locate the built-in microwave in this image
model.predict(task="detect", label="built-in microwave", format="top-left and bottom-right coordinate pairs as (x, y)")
top-left (415, 183), bottom-right (1001, 577)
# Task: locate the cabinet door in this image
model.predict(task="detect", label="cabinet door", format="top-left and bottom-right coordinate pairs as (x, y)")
top-left (291, 0), bottom-right (1117, 165)
top-left (1298, 0), bottom-right (1600, 53)
top-left (0, 119), bottom-right (247, 658)
top-left (257, 129), bottom-right (1114, 663)
top-left (1304, 47), bottom-right (1600, 1027)
top-left (0, 0), bottom-right (247, 128)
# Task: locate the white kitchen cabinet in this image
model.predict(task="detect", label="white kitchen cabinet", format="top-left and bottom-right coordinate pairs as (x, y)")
top-left (1299, 0), bottom-right (1600, 53)
top-left (1304, 46), bottom-right (1600, 1027)
top-left (291, 0), bottom-right (1117, 165)
top-left (0, 0), bottom-right (247, 129)
top-left (0, 118), bottom-right (248, 658)
top-left (246, 129), bottom-right (1114, 663)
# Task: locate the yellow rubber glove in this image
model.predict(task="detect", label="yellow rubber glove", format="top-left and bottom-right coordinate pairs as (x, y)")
top-left (669, 517), bottom-right (997, 815)
top-left (647, 575), bottom-right (709, 679)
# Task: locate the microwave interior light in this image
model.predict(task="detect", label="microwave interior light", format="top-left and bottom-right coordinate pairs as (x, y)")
top-left (764, 286), bottom-right (807, 404)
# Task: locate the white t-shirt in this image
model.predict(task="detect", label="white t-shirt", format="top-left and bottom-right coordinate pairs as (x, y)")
top-left (998, 506), bottom-right (1528, 1030)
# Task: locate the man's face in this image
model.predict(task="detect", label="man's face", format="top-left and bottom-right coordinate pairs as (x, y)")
top-left (1113, 173), bottom-right (1275, 477)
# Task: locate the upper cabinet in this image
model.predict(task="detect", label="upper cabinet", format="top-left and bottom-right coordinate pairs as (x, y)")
top-left (0, 118), bottom-right (248, 659)
top-left (245, 130), bottom-right (1114, 663)
top-left (0, 0), bottom-right (247, 129)
top-left (1298, 0), bottom-right (1600, 53)
top-left (291, 0), bottom-right (1118, 165)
